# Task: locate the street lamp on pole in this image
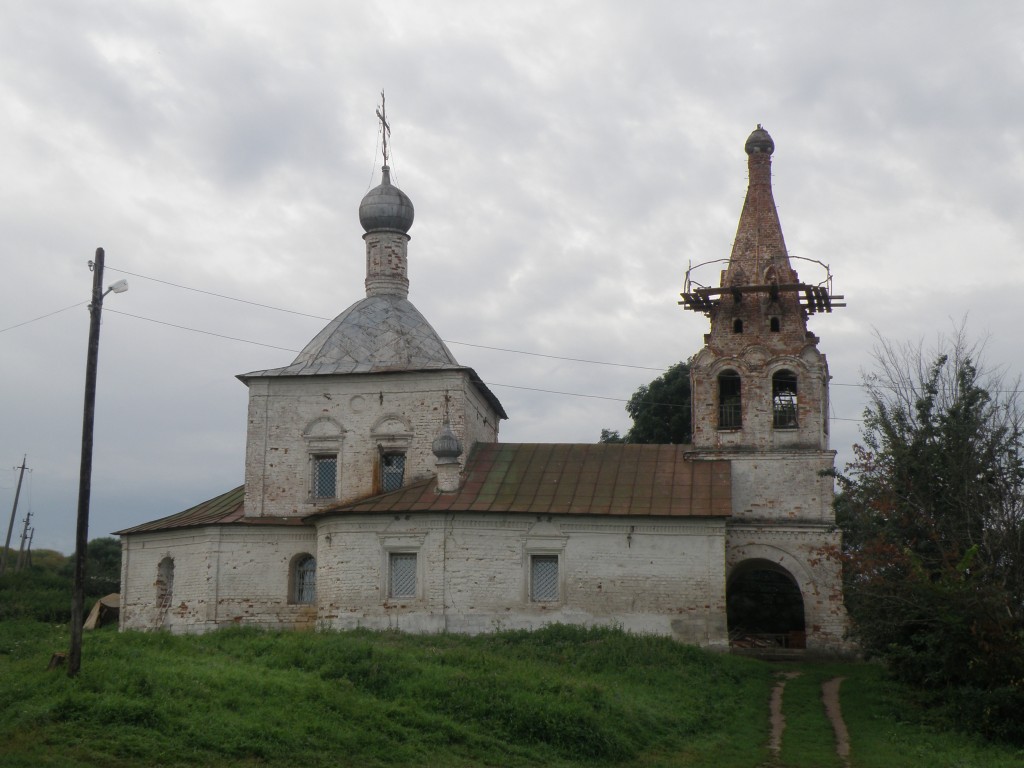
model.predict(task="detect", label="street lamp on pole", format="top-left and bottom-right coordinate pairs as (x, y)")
top-left (68, 247), bottom-right (127, 678)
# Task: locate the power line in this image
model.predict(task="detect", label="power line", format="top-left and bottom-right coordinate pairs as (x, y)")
top-left (104, 309), bottom-right (302, 353)
top-left (104, 266), bottom-right (667, 372)
top-left (0, 302), bottom-right (86, 334)
top-left (105, 267), bottom-right (330, 320)
top-left (1, 295), bottom-right (866, 422)
top-left (6, 266), bottom-right (994, 410)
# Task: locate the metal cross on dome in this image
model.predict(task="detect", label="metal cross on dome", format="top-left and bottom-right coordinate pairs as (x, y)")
top-left (376, 90), bottom-right (390, 167)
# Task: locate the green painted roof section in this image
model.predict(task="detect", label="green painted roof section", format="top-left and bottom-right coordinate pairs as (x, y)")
top-left (119, 444), bottom-right (731, 535)
top-left (114, 485), bottom-right (306, 535)
top-left (321, 443), bottom-right (731, 517)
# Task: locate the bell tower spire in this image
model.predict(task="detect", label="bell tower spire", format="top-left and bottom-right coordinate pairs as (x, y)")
top-left (682, 126), bottom-right (844, 451)
top-left (681, 127), bottom-right (853, 656)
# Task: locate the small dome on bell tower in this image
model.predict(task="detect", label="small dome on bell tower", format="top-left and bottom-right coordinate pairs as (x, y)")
top-left (744, 124), bottom-right (775, 155)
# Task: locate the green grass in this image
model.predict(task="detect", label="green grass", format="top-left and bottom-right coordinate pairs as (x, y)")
top-left (0, 622), bottom-right (1021, 767)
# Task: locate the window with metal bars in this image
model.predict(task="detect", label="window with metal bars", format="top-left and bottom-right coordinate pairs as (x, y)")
top-left (311, 454), bottom-right (337, 498)
top-left (389, 552), bottom-right (417, 598)
top-left (530, 555), bottom-right (559, 602)
top-left (381, 453), bottom-right (405, 492)
top-left (292, 554), bottom-right (316, 604)
top-left (772, 370), bottom-right (798, 429)
top-left (718, 370), bottom-right (742, 429)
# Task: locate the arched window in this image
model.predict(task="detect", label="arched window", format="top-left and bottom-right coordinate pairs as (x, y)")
top-left (770, 316), bottom-right (780, 332)
top-left (156, 557), bottom-right (174, 609)
top-left (291, 554), bottom-right (316, 604)
top-left (718, 370), bottom-right (742, 429)
top-left (732, 318), bottom-right (743, 334)
top-left (772, 370), bottom-right (798, 429)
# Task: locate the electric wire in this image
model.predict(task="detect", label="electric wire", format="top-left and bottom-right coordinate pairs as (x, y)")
top-left (102, 307), bottom-right (865, 421)
top-left (0, 302), bottom-right (87, 334)
top-left (2, 265), bottom-right (935, 420)
top-left (105, 309), bottom-right (301, 353)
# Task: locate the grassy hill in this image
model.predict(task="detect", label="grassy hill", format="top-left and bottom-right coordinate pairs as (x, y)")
top-left (1, 621), bottom-right (1021, 767)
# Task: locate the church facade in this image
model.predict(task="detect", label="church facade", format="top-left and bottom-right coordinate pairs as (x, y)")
top-left (118, 127), bottom-right (850, 654)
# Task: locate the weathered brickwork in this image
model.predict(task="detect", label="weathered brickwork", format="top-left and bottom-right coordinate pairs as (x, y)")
top-left (685, 125), bottom-right (852, 654)
top-left (726, 525), bottom-right (847, 652)
top-left (689, 343), bottom-right (830, 450)
top-left (123, 515), bottom-right (729, 647)
top-left (120, 527), bottom-right (318, 633)
top-left (243, 370), bottom-right (498, 518)
top-left (120, 129), bottom-right (853, 656)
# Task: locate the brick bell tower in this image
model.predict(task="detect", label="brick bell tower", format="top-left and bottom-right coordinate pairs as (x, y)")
top-left (682, 126), bottom-right (850, 654)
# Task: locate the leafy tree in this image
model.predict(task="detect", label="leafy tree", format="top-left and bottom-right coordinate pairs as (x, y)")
top-left (58, 536), bottom-right (122, 597)
top-left (600, 362), bottom-right (691, 444)
top-left (836, 329), bottom-right (1024, 743)
top-left (86, 537), bottom-right (122, 595)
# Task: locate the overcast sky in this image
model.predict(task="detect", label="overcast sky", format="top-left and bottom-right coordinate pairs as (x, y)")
top-left (2, 1), bottom-right (1023, 555)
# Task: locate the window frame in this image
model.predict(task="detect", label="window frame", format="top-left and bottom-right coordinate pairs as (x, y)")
top-left (771, 370), bottom-right (799, 430)
top-left (387, 551), bottom-right (418, 600)
top-left (379, 451), bottom-right (406, 493)
top-left (529, 554), bottom-right (560, 603)
top-left (290, 553), bottom-right (317, 605)
top-left (523, 536), bottom-right (566, 606)
top-left (717, 370), bottom-right (743, 430)
top-left (310, 453), bottom-right (339, 499)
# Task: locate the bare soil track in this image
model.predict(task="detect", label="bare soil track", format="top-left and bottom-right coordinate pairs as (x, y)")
top-left (768, 672), bottom-right (850, 765)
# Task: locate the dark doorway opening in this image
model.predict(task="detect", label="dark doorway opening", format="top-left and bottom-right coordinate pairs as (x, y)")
top-left (727, 563), bottom-right (806, 649)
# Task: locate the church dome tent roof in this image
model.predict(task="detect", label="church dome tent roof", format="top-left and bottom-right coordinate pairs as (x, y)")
top-left (237, 295), bottom-right (507, 418)
top-left (241, 295), bottom-right (460, 377)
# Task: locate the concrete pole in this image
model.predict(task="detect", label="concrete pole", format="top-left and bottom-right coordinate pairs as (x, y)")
top-left (0, 456), bottom-right (28, 576)
top-left (16, 510), bottom-right (33, 571)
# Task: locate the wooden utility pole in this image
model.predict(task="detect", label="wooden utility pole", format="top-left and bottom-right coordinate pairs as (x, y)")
top-left (0, 456), bottom-right (28, 576)
top-left (69, 247), bottom-right (105, 678)
top-left (67, 248), bottom-right (127, 677)
top-left (16, 510), bottom-right (33, 571)
top-left (22, 528), bottom-right (33, 569)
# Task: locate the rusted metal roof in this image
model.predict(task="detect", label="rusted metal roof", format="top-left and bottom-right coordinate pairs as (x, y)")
top-left (320, 443), bottom-right (731, 517)
top-left (118, 444), bottom-right (731, 536)
top-left (113, 485), bottom-right (307, 535)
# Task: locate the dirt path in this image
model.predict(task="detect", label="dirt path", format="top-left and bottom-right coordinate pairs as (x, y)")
top-left (768, 672), bottom-right (850, 765)
top-left (821, 676), bottom-right (850, 765)
top-left (768, 671), bottom-right (801, 756)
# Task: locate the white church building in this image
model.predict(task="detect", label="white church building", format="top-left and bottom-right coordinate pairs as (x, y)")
top-left (117, 126), bottom-right (850, 654)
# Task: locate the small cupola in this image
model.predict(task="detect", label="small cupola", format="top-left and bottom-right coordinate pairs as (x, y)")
top-left (359, 166), bottom-right (415, 234)
top-left (361, 93), bottom-right (415, 299)
top-left (744, 124), bottom-right (775, 155)
top-left (432, 418), bottom-right (464, 494)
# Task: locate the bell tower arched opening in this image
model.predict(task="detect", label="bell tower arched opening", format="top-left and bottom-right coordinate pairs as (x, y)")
top-left (727, 559), bottom-right (806, 649)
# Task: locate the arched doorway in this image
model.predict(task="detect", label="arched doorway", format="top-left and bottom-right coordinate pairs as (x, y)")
top-left (727, 560), bottom-right (806, 649)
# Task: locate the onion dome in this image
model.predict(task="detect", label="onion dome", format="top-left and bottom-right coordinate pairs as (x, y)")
top-left (358, 166), bottom-right (414, 234)
top-left (432, 420), bottom-right (463, 464)
top-left (744, 124), bottom-right (775, 156)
